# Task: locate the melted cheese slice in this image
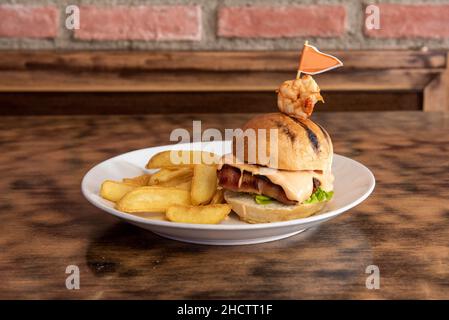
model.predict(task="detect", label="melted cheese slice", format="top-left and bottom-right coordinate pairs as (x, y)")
top-left (219, 154), bottom-right (334, 203)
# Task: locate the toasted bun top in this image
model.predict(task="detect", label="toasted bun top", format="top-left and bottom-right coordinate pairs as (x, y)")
top-left (232, 113), bottom-right (333, 171)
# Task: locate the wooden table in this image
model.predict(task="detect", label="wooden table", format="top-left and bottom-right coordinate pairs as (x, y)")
top-left (1, 111), bottom-right (448, 299)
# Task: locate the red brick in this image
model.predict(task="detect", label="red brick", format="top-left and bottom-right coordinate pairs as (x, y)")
top-left (75, 5), bottom-right (201, 41)
top-left (218, 5), bottom-right (346, 38)
top-left (365, 4), bottom-right (449, 39)
top-left (0, 5), bottom-right (58, 38)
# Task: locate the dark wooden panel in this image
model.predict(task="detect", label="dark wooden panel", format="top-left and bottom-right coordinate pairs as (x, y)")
top-left (0, 91), bottom-right (421, 115)
top-left (0, 50), bottom-right (445, 111)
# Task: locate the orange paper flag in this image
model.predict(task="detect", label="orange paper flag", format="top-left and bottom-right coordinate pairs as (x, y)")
top-left (298, 42), bottom-right (343, 76)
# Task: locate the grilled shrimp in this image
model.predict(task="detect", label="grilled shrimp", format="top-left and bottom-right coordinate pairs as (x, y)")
top-left (277, 75), bottom-right (324, 120)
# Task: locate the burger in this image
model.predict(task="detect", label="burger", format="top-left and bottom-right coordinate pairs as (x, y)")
top-left (217, 76), bottom-right (334, 223)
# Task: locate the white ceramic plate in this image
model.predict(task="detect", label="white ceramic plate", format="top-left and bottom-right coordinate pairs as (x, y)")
top-left (81, 141), bottom-right (375, 245)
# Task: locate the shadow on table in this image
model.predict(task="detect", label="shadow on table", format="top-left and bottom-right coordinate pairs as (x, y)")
top-left (84, 215), bottom-right (373, 299)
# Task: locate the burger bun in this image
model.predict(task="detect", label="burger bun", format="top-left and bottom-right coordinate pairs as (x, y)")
top-left (224, 190), bottom-right (327, 224)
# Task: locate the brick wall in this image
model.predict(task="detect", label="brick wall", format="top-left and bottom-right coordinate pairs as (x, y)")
top-left (1, 0), bottom-right (449, 50)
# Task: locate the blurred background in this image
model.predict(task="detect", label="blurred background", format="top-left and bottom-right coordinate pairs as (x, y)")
top-left (0, 0), bottom-right (448, 114)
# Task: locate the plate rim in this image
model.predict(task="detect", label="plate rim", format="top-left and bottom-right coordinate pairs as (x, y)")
top-left (81, 142), bottom-right (375, 231)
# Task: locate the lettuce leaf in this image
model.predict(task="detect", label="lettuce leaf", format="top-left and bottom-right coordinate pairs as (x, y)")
top-left (255, 188), bottom-right (333, 205)
top-left (255, 195), bottom-right (273, 205)
top-left (303, 188), bottom-right (334, 204)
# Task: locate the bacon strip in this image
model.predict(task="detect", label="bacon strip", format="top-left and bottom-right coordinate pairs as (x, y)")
top-left (218, 165), bottom-right (297, 205)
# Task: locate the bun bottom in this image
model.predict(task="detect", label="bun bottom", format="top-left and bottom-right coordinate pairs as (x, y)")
top-left (224, 191), bottom-right (327, 223)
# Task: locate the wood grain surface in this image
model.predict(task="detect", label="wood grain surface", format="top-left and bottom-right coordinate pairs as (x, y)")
top-left (0, 69), bottom-right (436, 92)
top-left (0, 111), bottom-right (448, 299)
top-left (0, 51), bottom-right (447, 112)
top-left (0, 51), bottom-right (444, 92)
top-left (1, 50), bottom-right (445, 71)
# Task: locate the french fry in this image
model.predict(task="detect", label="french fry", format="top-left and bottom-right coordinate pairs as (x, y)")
top-left (149, 167), bottom-right (192, 185)
top-left (158, 177), bottom-right (192, 191)
top-left (191, 164), bottom-right (217, 205)
top-left (166, 204), bottom-right (232, 224)
top-left (100, 180), bottom-right (137, 202)
top-left (116, 186), bottom-right (191, 213)
top-left (122, 174), bottom-right (151, 186)
top-left (176, 180), bottom-right (192, 191)
top-left (146, 150), bottom-right (219, 169)
top-left (209, 189), bottom-right (224, 204)
top-left (102, 149), bottom-right (226, 224)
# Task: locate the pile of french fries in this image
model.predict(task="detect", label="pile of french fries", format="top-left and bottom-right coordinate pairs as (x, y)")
top-left (99, 150), bottom-right (231, 224)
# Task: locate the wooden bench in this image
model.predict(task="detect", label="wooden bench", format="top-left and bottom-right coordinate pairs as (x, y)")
top-left (0, 50), bottom-right (447, 114)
